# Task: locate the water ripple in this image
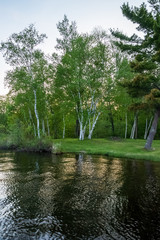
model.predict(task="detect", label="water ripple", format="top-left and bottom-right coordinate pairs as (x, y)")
top-left (0, 152), bottom-right (160, 239)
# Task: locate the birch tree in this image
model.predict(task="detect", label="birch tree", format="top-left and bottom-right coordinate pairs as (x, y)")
top-left (0, 25), bottom-right (47, 138)
top-left (55, 29), bottom-right (112, 140)
top-left (56, 14), bottom-right (77, 53)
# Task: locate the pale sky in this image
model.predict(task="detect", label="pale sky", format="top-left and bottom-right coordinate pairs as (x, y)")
top-left (0, 0), bottom-right (144, 95)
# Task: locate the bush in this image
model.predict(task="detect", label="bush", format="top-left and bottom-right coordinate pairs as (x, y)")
top-left (52, 142), bottom-right (62, 154)
top-left (20, 137), bottom-right (53, 152)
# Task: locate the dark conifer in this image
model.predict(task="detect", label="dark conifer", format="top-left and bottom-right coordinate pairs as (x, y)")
top-left (111, 0), bottom-right (160, 149)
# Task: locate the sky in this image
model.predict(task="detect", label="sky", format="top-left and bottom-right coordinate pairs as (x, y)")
top-left (0, 0), bottom-right (145, 95)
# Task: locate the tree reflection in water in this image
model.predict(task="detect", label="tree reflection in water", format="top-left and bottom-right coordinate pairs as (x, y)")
top-left (0, 151), bottom-right (160, 239)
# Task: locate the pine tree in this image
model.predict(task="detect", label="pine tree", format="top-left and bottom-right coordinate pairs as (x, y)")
top-left (111, 0), bottom-right (160, 149)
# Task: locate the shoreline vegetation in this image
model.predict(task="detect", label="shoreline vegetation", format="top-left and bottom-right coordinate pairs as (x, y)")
top-left (1, 136), bottom-right (160, 161)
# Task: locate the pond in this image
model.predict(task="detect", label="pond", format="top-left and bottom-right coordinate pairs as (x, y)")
top-left (0, 151), bottom-right (160, 240)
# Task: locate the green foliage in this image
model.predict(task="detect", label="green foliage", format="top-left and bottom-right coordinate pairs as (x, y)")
top-left (0, 24), bottom-right (47, 67)
top-left (52, 142), bottom-right (62, 154)
top-left (0, 134), bottom-right (9, 149)
top-left (21, 137), bottom-right (52, 152)
top-left (54, 25), bottom-right (115, 140)
top-left (111, 0), bottom-right (160, 112)
top-left (8, 119), bottom-right (24, 147)
top-left (1, 25), bottom-right (52, 140)
top-left (2, 15), bottom-right (160, 149)
top-left (111, 0), bottom-right (160, 149)
top-left (0, 124), bottom-right (7, 134)
top-left (56, 15), bottom-right (77, 52)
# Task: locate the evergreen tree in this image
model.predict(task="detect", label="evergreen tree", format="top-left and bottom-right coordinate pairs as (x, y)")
top-left (111, 0), bottom-right (160, 149)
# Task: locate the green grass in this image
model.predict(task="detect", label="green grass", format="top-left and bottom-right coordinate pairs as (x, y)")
top-left (52, 138), bottom-right (160, 161)
top-left (1, 134), bottom-right (160, 161)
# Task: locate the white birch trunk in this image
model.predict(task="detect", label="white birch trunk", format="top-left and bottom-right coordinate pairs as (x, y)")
top-left (79, 122), bottom-right (83, 140)
top-left (125, 113), bottom-right (127, 139)
top-left (82, 122), bottom-right (87, 140)
top-left (78, 117), bottom-right (87, 140)
top-left (144, 118), bottom-right (148, 140)
top-left (144, 117), bottom-right (153, 140)
top-left (79, 121), bottom-right (85, 140)
top-left (78, 114), bottom-right (88, 140)
top-left (130, 115), bottom-right (136, 139)
top-left (77, 90), bottom-right (99, 141)
top-left (42, 119), bottom-right (46, 135)
top-left (89, 118), bottom-right (91, 136)
top-left (77, 91), bottom-right (86, 141)
top-left (87, 93), bottom-right (100, 140)
top-left (63, 115), bottom-right (65, 139)
top-left (88, 112), bottom-right (101, 139)
top-left (33, 89), bottom-right (40, 138)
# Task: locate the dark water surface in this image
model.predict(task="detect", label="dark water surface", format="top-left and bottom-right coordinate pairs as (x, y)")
top-left (0, 151), bottom-right (160, 240)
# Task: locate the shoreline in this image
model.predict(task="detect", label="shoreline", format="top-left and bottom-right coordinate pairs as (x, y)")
top-left (1, 138), bottom-right (160, 161)
top-left (52, 138), bottom-right (160, 161)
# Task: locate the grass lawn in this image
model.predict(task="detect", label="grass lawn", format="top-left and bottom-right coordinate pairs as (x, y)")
top-left (52, 138), bottom-right (160, 161)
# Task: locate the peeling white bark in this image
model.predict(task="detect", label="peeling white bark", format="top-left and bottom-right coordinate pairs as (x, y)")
top-left (33, 89), bottom-right (40, 138)
top-left (79, 121), bottom-right (87, 140)
top-left (87, 92), bottom-right (100, 139)
top-left (76, 90), bottom-right (100, 140)
top-left (77, 91), bottom-right (87, 140)
top-left (88, 112), bottom-right (101, 139)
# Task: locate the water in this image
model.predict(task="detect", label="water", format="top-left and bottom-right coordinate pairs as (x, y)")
top-left (0, 151), bottom-right (160, 240)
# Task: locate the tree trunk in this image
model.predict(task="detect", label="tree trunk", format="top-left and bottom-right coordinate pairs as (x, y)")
top-left (125, 113), bottom-right (127, 139)
top-left (144, 118), bottom-right (148, 140)
top-left (79, 123), bottom-right (86, 140)
top-left (63, 115), bottom-right (65, 139)
top-left (33, 89), bottom-right (40, 138)
top-left (145, 110), bottom-right (160, 150)
top-left (79, 122), bottom-right (83, 140)
top-left (144, 117), bottom-right (153, 140)
top-left (130, 112), bottom-right (138, 139)
top-left (135, 113), bottom-right (138, 139)
top-left (88, 112), bottom-right (101, 139)
top-left (79, 120), bottom-right (87, 140)
top-left (42, 119), bottom-right (46, 135)
top-left (130, 116), bottom-right (136, 139)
